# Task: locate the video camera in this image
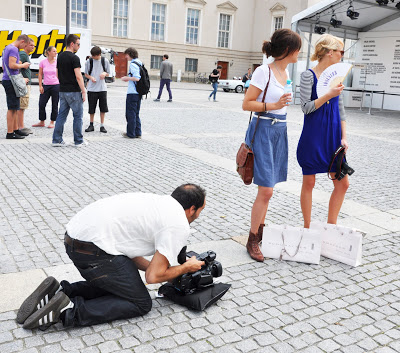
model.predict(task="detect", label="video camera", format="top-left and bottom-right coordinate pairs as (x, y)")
top-left (172, 246), bottom-right (223, 295)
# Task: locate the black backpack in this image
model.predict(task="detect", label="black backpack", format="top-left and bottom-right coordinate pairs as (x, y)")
top-left (131, 61), bottom-right (150, 97)
top-left (88, 57), bottom-right (107, 75)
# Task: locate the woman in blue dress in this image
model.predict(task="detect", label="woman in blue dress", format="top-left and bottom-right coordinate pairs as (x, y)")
top-left (297, 34), bottom-right (349, 228)
top-left (242, 29), bottom-right (302, 262)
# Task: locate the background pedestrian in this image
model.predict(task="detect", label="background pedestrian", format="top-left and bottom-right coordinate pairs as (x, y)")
top-left (17, 37), bottom-right (35, 135)
top-left (208, 65), bottom-right (222, 102)
top-left (154, 54), bottom-right (173, 102)
top-left (84, 46), bottom-right (110, 133)
top-left (33, 46), bottom-right (60, 129)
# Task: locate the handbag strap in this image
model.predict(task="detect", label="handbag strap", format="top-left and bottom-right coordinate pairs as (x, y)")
top-left (249, 66), bottom-right (271, 147)
top-left (328, 145), bottom-right (346, 180)
top-left (279, 230), bottom-right (304, 260)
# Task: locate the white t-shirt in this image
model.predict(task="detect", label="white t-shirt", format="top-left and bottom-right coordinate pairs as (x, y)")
top-left (66, 193), bottom-right (190, 266)
top-left (250, 64), bottom-right (289, 115)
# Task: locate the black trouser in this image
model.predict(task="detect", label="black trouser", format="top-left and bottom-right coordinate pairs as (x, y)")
top-left (39, 84), bottom-right (60, 121)
top-left (62, 239), bottom-right (152, 327)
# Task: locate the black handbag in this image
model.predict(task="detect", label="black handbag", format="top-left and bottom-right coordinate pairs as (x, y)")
top-left (158, 282), bottom-right (231, 311)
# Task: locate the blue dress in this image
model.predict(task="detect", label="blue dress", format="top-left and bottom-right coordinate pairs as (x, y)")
top-left (245, 112), bottom-right (288, 188)
top-left (297, 70), bottom-right (342, 175)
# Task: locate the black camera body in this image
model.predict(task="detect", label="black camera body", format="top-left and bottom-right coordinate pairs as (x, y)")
top-left (173, 246), bottom-right (223, 295)
top-left (336, 159), bottom-right (354, 181)
top-left (329, 145), bottom-right (355, 181)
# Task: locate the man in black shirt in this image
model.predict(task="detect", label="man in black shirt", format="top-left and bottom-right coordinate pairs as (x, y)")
top-left (52, 34), bottom-right (87, 147)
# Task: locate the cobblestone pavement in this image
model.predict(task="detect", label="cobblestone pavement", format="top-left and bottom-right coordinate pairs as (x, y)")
top-left (0, 80), bottom-right (399, 352)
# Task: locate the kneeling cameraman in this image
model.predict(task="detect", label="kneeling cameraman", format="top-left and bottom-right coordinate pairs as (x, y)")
top-left (18, 184), bottom-right (206, 330)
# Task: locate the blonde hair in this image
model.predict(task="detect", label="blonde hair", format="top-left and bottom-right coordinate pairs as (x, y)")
top-left (44, 46), bottom-right (56, 57)
top-left (311, 34), bottom-right (344, 62)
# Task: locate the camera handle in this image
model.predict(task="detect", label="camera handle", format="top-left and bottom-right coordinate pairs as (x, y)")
top-left (327, 145), bottom-right (346, 180)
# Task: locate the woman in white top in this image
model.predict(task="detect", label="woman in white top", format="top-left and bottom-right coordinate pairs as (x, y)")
top-left (242, 29), bottom-right (301, 262)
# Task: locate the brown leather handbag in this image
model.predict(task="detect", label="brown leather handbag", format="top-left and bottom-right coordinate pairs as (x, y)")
top-left (236, 67), bottom-right (271, 185)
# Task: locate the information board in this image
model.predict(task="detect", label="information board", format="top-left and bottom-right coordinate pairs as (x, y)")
top-left (351, 31), bottom-right (400, 110)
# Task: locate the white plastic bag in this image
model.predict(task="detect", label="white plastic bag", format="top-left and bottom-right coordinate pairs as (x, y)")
top-left (262, 224), bottom-right (321, 265)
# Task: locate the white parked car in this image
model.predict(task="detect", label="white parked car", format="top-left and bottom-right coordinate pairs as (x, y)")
top-left (219, 78), bottom-right (244, 93)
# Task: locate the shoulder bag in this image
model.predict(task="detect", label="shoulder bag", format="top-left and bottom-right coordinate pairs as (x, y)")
top-left (236, 66), bottom-right (271, 185)
top-left (2, 50), bottom-right (28, 98)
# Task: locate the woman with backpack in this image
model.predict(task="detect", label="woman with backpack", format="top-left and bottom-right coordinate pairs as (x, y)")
top-left (208, 65), bottom-right (222, 102)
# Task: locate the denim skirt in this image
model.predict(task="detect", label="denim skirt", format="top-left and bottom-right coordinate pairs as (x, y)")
top-left (245, 112), bottom-right (288, 187)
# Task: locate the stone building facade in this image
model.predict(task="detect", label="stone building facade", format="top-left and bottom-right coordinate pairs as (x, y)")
top-left (2, 0), bottom-right (322, 79)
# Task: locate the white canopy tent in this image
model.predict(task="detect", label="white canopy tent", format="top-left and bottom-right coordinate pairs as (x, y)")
top-left (290, 0), bottom-right (400, 111)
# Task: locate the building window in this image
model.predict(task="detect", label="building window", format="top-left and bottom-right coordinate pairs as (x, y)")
top-left (151, 55), bottom-right (163, 69)
top-left (185, 58), bottom-right (198, 72)
top-left (151, 3), bottom-right (166, 41)
top-left (218, 14), bottom-right (231, 48)
top-left (113, 0), bottom-right (128, 37)
top-left (71, 0), bottom-right (88, 28)
top-left (186, 8), bottom-right (200, 45)
top-left (25, 0), bottom-right (43, 23)
top-left (274, 16), bottom-right (283, 31)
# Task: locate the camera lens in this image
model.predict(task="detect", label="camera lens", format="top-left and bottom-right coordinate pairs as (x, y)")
top-left (211, 261), bottom-right (223, 277)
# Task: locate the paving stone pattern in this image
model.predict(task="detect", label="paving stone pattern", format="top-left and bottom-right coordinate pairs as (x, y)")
top-left (0, 81), bottom-right (399, 352)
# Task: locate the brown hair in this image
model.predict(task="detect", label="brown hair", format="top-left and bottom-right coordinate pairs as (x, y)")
top-left (66, 34), bottom-right (80, 47)
top-left (17, 34), bottom-right (30, 43)
top-left (90, 46), bottom-right (102, 56)
top-left (262, 29), bottom-right (302, 60)
top-left (124, 47), bottom-right (138, 59)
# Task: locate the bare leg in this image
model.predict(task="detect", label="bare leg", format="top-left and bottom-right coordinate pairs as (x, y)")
top-left (100, 112), bottom-right (105, 124)
top-left (327, 174), bottom-right (349, 224)
top-left (13, 111), bottom-right (19, 131)
top-left (89, 114), bottom-right (95, 123)
top-left (300, 175), bottom-right (315, 228)
top-left (17, 109), bottom-right (25, 129)
top-left (7, 110), bottom-right (16, 133)
top-left (250, 186), bottom-right (273, 234)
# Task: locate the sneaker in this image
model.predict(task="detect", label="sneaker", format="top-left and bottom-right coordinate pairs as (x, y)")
top-left (153, 98), bottom-right (160, 102)
top-left (52, 141), bottom-right (69, 147)
top-left (213, 100), bottom-right (218, 102)
top-left (14, 129), bottom-right (29, 137)
top-left (74, 139), bottom-right (89, 147)
top-left (23, 292), bottom-right (71, 330)
top-left (167, 99), bottom-right (172, 102)
top-left (6, 132), bottom-right (25, 139)
top-left (100, 126), bottom-right (107, 133)
top-left (20, 127), bottom-right (33, 135)
top-left (133, 135), bottom-right (142, 139)
top-left (85, 125), bottom-right (94, 132)
top-left (122, 132), bottom-right (133, 138)
top-left (17, 276), bottom-right (60, 324)
top-left (208, 97), bottom-right (211, 101)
